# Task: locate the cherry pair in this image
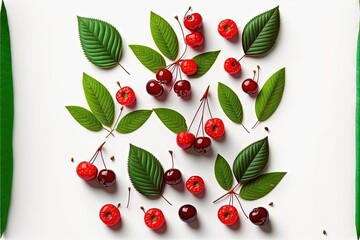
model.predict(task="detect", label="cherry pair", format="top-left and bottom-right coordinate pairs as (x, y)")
top-left (183, 7), bottom-right (204, 48)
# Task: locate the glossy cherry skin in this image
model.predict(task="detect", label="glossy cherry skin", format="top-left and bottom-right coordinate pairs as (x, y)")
top-left (185, 31), bottom-right (204, 48)
top-left (184, 13), bottom-right (202, 30)
top-left (76, 161), bottom-right (98, 181)
top-left (164, 168), bottom-right (182, 185)
top-left (242, 79), bottom-right (258, 94)
top-left (176, 132), bottom-right (195, 149)
top-left (98, 169), bottom-right (116, 187)
top-left (99, 204), bottom-right (121, 227)
top-left (218, 205), bottom-right (238, 225)
top-left (174, 80), bottom-right (191, 97)
top-left (178, 204), bottom-right (197, 223)
top-left (249, 207), bottom-right (269, 226)
top-left (205, 118), bottom-right (225, 139)
top-left (156, 69), bottom-right (172, 84)
top-left (193, 137), bottom-right (211, 154)
top-left (224, 58), bottom-right (241, 75)
top-left (144, 208), bottom-right (166, 230)
top-left (146, 80), bottom-right (164, 97)
top-left (218, 19), bottom-right (238, 39)
top-left (116, 86), bottom-right (136, 106)
top-left (180, 60), bottom-right (198, 75)
top-left (186, 176), bottom-right (205, 194)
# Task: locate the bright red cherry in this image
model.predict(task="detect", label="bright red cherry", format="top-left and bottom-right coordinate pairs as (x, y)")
top-left (180, 60), bottom-right (198, 75)
top-left (98, 169), bottom-right (116, 187)
top-left (116, 84), bottom-right (136, 106)
top-left (184, 12), bottom-right (202, 31)
top-left (193, 137), bottom-right (211, 154)
top-left (76, 161), bottom-right (98, 181)
top-left (144, 208), bottom-right (166, 230)
top-left (156, 69), bottom-right (172, 84)
top-left (146, 80), bottom-right (164, 97)
top-left (224, 58), bottom-right (241, 75)
top-left (205, 118), bottom-right (225, 139)
top-left (185, 32), bottom-right (204, 48)
top-left (242, 79), bottom-right (258, 94)
top-left (186, 175), bottom-right (205, 194)
top-left (218, 205), bottom-right (238, 225)
top-left (218, 19), bottom-right (238, 39)
top-left (176, 132), bottom-right (195, 149)
top-left (99, 204), bottom-right (121, 227)
top-left (249, 207), bottom-right (269, 226)
top-left (179, 204), bottom-right (197, 223)
top-left (174, 80), bottom-right (191, 97)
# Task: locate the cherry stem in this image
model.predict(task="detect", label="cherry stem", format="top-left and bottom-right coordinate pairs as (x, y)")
top-left (183, 6), bottom-right (192, 19)
top-left (126, 187), bottom-right (131, 208)
top-left (251, 121), bottom-right (260, 129)
top-left (187, 98), bottom-right (204, 132)
top-left (241, 124), bottom-right (250, 134)
top-left (106, 106), bottom-right (124, 138)
top-left (174, 16), bottom-right (188, 61)
top-left (118, 63), bottom-right (130, 75)
top-left (100, 150), bottom-right (107, 169)
top-left (213, 183), bottom-right (241, 203)
top-left (116, 81), bottom-right (122, 89)
top-left (169, 150), bottom-right (174, 169)
top-left (234, 194), bottom-right (249, 219)
top-left (140, 206), bottom-right (146, 214)
top-left (89, 141), bottom-right (106, 164)
top-left (195, 99), bottom-right (206, 137)
top-left (206, 98), bottom-right (213, 119)
top-left (252, 70), bottom-right (256, 81)
top-left (256, 65), bottom-right (260, 83)
top-left (200, 85), bottom-right (210, 101)
top-left (161, 195), bottom-right (172, 206)
top-left (103, 127), bottom-right (115, 137)
top-left (117, 203), bottom-right (121, 208)
top-left (237, 54), bottom-right (246, 62)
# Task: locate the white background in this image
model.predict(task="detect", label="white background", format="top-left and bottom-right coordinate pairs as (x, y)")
top-left (2, 0), bottom-right (358, 239)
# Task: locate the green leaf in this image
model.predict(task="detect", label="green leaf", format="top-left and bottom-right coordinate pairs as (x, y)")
top-left (129, 45), bottom-right (166, 73)
top-left (240, 172), bottom-right (286, 200)
top-left (190, 50), bottom-right (220, 78)
top-left (128, 144), bottom-right (164, 198)
top-left (82, 73), bottom-right (114, 127)
top-left (242, 6), bottom-right (280, 56)
top-left (214, 154), bottom-right (233, 191)
top-left (116, 110), bottom-right (153, 134)
top-left (153, 108), bottom-right (187, 134)
top-left (233, 137), bottom-right (269, 183)
top-left (0, 1), bottom-right (13, 237)
top-left (150, 11), bottom-right (178, 60)
top-left (77, 16), bottom-right (122, 68)
top-left (255, 68), bottom-right (285, 122)
top-left (66, 106), bottom-right (103, 131)
top-left (217, 82), bottom-right (243, 123)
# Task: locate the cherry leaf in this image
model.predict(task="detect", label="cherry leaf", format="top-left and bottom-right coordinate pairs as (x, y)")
top-left (214, 154), bottom-right (233, 191)
top-left (129, 45), bottom-right (166, 73)
top-left (217, 82), bottom-right (243, 123)
top-left (116, 110), bottom-right (153, 134)
top-left (66, 106), bottom-right (102, 131)
top-left (190, 50), bottom-right (220, 78)
top-left (153, 108), bottom-right (187, 134)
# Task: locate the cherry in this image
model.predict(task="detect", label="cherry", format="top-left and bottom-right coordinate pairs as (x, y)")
top-left (180, 59), bottom-right (198, 75)
top-left (164, 150), bottom-right (182, 185)
top-left (178, 204), bottom-right (197, 223)
top-left (98, 169), bottom-right (116, 187)
top-left (146, 80), bottom-right (164, 97)
top-left (176, 132), bottom-right (195, 149)
top-left (156, 68), bottom-right (172, 84)
top-left (183, 7), bottom-right (202, 31)
top-left (142, 207), bottom-right (166, 230)
top-left (115, 82), bottom-right (136, 106)
top-left (174, 80), bottom-right (191, 97)
top-left (76, 161), bottom-right (98, 181)
top-left (218, 205), bottom-right (238, 225)
top-left (218, 19), bottom-right (238, 39)
top-left (194, 137), bottom-right (211, 154)
top-left (205, 118), bottom-right (225, 139)
top-left (224, 57), bottom-right (241, 75)
top-left (186, 175), bottom-right (205, 194)
top-left (249, 207), bottom-right (269, 226)
top-left (185, 31), bottom-right (204, 48)
top-left (99, 204), bottom-right (121, 227)
top-left (242, 79), bottom-right (258, 94)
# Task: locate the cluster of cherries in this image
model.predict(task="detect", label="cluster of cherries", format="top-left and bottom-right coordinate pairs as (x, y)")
top-left (176, 86), bottom-right (225, 154)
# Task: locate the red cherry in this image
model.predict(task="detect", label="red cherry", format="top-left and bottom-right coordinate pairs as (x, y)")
top-left (174, 80), bottom-right (191, 97)
top-left (242, 79), bottom-right (258, 94)
top-left (146, 80), bottom-right (164, 97)
top-left (180, 59), bottom-right (198, 75)
top-left (116, 86), bottom-right (136, 106)
top-left (186, 176), bottom-right (205, 194)
top-left (178, 204), bottom-right (197, 223)
top-left (249, 207), bottom-right (269, 226)
top-left (164, 169), bottom-right (182, 185)
top-left (218, 205), bottom-right (238, 225)
top-left (99, 204), bottom-right (121, 227)
top-left (184, 12), bottom-right (202, 31)
top-left (193, 137), bottom-right (211, 154)
top-left (205, 118), bottom-right (225, 139)
top-left (176, 132), bottom-right (195, 149)
top-left (76, 161), bottom-right (98, 181)
top-left (218, 19), bottom-right (238, 39)
top-left (98, 169), bottom-right (116, 187)
top-left (144, 208), bottom-right (166, 230)
top-left (224, 58), bottom-right (241, 75)
top-left (156, 69), bottom-right (172, 84)
top-left (185, 32), bottom-right (204, 48)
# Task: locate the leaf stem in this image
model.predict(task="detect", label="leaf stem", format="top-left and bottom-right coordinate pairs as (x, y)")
top-left (237, 54), bottom-right (246, 62)
top-left (251, 121), bottom-right (260, 129)
top-left (241, 124), bottom-right (250, 133)
top-left (118, 63), bottom-right (130, 75)
top-left (106, 106), bottom-right (124, 138)
top-left (161, 195), bottom-right (172, 206)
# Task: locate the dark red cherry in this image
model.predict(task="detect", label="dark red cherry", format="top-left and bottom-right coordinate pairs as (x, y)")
top-left (164, 169), bottom-right (182, 185)
top-left (156, 69), bottom-right (172, 84)
top-left (249, 207), bottom-right (269, 226)
top-left (242, 79), bottom-right (258, 94)
top-left (193, 137), bottom-right (211, 154)
top-left (174, 80), bottom-right (191, 97)
top-left (98, 169), bottom-right (116, 187)
top-left (178, 204), bottom-right (197, 223)
top-left (146, 80), bottom-right (164, 97)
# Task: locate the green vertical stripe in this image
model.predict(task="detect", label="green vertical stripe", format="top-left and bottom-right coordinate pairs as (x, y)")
top-left (356, 15), bottom-right (360, 239)
top-left (0, 0), bottom-right (14, 237)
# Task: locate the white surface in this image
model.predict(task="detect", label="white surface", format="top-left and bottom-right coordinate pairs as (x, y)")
top-left (2, 0), bottom-right (358, 239)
